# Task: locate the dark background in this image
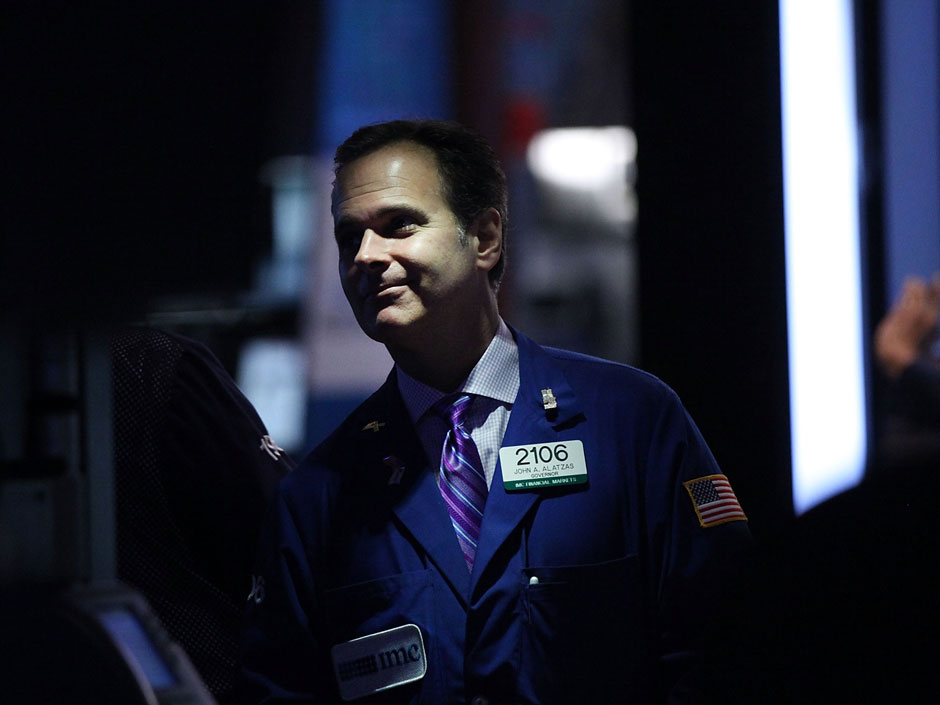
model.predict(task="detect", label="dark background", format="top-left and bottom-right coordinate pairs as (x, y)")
top-left (2, 1), bottom-right (920, 540)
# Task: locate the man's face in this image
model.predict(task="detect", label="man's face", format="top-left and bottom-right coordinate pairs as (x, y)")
top-left (333, 142), bottom-right (485, 350)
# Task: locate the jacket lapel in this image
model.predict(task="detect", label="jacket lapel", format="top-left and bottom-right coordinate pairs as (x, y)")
top-left (393, 462), bottom-right (472, 605)
top-left (355, 373), bottom-right (472, 604)
top-left (469, 331), bottom-right (585, 597)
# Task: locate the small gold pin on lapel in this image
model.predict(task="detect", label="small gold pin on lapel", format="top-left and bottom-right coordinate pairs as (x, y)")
top-left (362, 420), bottom-right (386, 433)
top-left (383, 455), bottom-right (406, 485)
top-left (541, 388), bottom-right (557, 411)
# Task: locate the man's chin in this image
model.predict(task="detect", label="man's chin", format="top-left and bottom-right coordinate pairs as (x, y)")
top-left (357, 315), bottom-right (415, 347)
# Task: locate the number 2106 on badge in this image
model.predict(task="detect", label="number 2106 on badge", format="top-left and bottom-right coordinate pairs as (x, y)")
top-left (499, 440), bottom-right (588, 490)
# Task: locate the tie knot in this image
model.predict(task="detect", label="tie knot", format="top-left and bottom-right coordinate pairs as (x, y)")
top-left (434, 393), bottom-right (473, 428)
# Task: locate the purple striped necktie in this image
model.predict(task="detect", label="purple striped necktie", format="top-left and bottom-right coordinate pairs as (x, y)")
top-left (435, 394), bottom-right (488, 571)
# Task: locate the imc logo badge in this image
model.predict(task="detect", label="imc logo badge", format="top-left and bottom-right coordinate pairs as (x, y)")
top-left (331, 624), bottom-right (427, 700)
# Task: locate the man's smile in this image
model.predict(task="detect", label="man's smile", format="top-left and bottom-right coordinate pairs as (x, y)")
top-left (360, 280), bottom-right (410, 302)
top-left (355, 282), bottom-right (419, 316)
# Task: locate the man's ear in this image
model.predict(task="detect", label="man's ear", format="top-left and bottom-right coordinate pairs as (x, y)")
top-left (471, 207), bottom-right (502, 274)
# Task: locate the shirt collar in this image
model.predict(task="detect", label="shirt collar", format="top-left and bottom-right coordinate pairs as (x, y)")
top-left (397, 318), bottom-right (520, 425)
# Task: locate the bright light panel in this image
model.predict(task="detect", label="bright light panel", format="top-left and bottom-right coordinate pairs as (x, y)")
top-left (526, 126), bottom-right (637, 191)
top-left (780, 0), bottom-right (867, 513)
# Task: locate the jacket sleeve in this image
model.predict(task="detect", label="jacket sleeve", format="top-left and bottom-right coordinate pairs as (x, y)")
top-left (641, 388), bottom-right (752, 703)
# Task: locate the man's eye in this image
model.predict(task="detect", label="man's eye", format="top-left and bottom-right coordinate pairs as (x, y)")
top-left (390, 216), bottom-right (417, 232)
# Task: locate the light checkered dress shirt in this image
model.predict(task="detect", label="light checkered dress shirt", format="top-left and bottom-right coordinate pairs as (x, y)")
top-left (397, 319), bottom-right (520, 488)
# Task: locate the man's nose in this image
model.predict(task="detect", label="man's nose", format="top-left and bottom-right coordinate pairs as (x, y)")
top-left (354, 229), bottom-right (390, 272)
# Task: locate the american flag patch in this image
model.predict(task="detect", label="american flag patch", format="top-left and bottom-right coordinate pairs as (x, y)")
top-left (683, 474), bottom-right (747, 528)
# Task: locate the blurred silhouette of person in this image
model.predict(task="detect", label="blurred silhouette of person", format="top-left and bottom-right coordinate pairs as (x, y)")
top-left (874, 273), bottom-right (940, 471)
top-left (112, 327), bottom-right (293, 703)
top-left (705, 275), bottom-right (940, 703)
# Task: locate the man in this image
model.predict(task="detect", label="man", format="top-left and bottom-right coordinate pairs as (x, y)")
top-left (241, 120), bottom-right (750, 704)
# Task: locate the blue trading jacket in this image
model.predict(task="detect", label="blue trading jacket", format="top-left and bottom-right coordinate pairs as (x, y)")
top-left (241, 329), bottom-right (751, 704)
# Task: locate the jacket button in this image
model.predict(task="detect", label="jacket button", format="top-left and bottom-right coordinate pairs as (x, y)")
top-left (470, 697), bottom-right (490, 705)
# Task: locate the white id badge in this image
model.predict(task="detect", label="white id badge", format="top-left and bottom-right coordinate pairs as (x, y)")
top-left (500, 440), bottom-right (588, 490)
top-left (331, 623), bottom-right (427, 701)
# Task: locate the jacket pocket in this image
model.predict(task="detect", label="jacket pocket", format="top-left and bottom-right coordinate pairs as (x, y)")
top-left (519, 555), bottom-right (651, 703)
top-left (320, 569), bottom-right (438, 704)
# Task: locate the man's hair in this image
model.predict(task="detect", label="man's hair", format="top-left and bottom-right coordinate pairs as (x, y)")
top-left (334, 119), bottom-right (509, 286)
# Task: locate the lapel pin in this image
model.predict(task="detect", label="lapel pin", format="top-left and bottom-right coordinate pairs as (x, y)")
top-left (383, 455), bottom-right (406, 485)
top-left (362, 420), bottom-right (386, 433)
top-left (541, 388), bottom-right (557, 411)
